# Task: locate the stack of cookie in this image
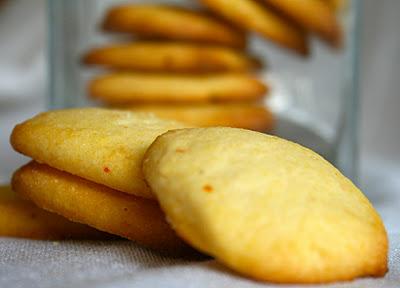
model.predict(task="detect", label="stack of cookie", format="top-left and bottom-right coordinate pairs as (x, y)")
top-left (83, 4), bottom-right (274, 132)
top-left (10, 108), bottom-right (192, 252)
top-left (8, 107), bottom-right (388, 284)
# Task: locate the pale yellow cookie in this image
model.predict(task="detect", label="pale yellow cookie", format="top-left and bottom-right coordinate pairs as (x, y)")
top-left (264, 0), bottom-right (342, 47)
top-left (89, 73), bottom-right (268, 104)
top-left (12, 162), bottom-right (190, 252)
top-left (143, 127), bottom-right (388, 283)
top-left (83, 42), bottom-right (261, 72)
top-left (10, 108), bottom-right (187, 198)
top-left (201, 0), bottom-right (308, 55)
top-left (0, 185), bottom-right (109, 240)
top-left (124, 103), bottom-right (274, 132)
top-left (102, 4), bottom-right (245, 48)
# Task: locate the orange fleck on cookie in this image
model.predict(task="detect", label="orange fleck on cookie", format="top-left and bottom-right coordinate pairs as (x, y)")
top-left (143, 127), bottom-right (388, 283)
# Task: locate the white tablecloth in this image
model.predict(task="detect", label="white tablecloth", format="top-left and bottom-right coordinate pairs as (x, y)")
top-left (0, 234), bottom-right (399, 288)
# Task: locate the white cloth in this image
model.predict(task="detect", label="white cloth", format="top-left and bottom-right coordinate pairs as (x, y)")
top-left (0, 234), bottom-right (399, 288)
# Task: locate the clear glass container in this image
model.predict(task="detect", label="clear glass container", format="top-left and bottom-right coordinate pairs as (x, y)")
top-left (48, 0), bottom-right (361, 181)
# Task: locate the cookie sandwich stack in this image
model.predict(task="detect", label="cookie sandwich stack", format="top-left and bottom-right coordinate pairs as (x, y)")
top-left (83, 3), bottom-right (274, 132)
top-left (10, 108), bottom-right (191, 252)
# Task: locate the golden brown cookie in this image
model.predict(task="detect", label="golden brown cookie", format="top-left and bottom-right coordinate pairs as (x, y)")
top-left (10, 108), bottom-right (187, 199)
top-left (12, 162), bottom-right (190, 252)
top-left (143, 127), bottom-right (388, 283)
top-left (264, 0), bottom-right (342, 47)
top-left (83, 42), bottom-right (261, 73)
top-left (89, 73), bottom-right (267, 104)
top-left (201, 0), bottom-right (308, 55)
top-left (326, 0), bottom-right (347, 11)
top-left (124, 103), bottom-right (274, 132)
top-left (102, 4), bottom-right (245, 48)
top-left (0, 185), bottom-right (109, 240)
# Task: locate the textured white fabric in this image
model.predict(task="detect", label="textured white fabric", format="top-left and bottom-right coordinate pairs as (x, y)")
top-left (0, 234), bottom-right (399, 288)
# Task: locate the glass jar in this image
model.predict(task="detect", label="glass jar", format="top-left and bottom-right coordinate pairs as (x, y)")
top-left (48, 0), bottom-right (361, 181)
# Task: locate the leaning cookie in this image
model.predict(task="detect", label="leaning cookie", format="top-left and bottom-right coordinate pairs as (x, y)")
top-left (89, 73), bottom-right (267, 104)
top-left (124, 103), bottom-right (274, 132)
top-left (264, 0), bottom-right (342, 47)
top-left (326, 0), bottom-right (348, 12)
top-left (143, 127), bottom-right (388, 283)
top-left (201, 0), bottom-right (308, 55)
top-left (83, 42), bottom-right (261, 73)
top-left (10, 108), bottom-right (187, 199)
top-left (0, 185), bottom-right (110, 240)
top-left (102, 4), bottom-right (245, 48)
top-left (12, 162), bottom-right (190, 252)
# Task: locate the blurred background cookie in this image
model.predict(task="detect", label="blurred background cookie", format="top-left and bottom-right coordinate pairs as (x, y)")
top-left (201, 0), bottom-right (309, 55)
top-left (102, 4), bottom-right (246, 48)
top-left (125, 103), bottom-right (274, 132)
top-left (264, 0), bottom-right (342, 47)
top-left (83, 42), bottom-right (261, 73)
top-left (89, 73), bottom-right (267, 104)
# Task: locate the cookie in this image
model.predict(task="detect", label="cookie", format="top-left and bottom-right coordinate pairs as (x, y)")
top-left (327, 0), bottom-right (347, 11)
top-left (124, 103), bottom-right (274, 132)
top-left (0, 185), bottom-right (109, 240)
top-left (143, 127), bottom-right (388, 283)
top-left (12, 162), bottom-right (189, 252)
top-left (89, 73), bottom-right (267, 104)
top-left (83, 42), bottom-right (261, 73)
top-left (10, 108), bottom-right (187, 198)
top-left (265, 0), bottom-right (342, 47)
top-left (102, 4), bottom-right (245, 48)
top-left (201, 0), bottom-right (308, 55)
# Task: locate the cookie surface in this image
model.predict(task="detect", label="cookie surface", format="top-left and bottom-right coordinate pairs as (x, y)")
top-left (0, 185), bottom-right (109, 240)
top-left (102, 4), bottom-right (245, 48)
top-left (89, 73), bottom-right (267, 104)
top-left (201, 0), bottom-right (308, 55)
top-left (83, 42), bottom-right (260, 73)
top-left (10, 108), bottom-right (186, 198)
top-left (265, 0), bottom-right (342, 47)
top-left (143, 127), bottom-right (388, 283)
top-left (12, 162), bottom-right (189, 252)
top-left (125, 103), bottom-right (274, 132)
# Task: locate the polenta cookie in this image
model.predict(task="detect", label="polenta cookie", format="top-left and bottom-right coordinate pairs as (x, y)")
top-left (89, 73), bottom-right (267, 104)
top-left (143, 127), bottom-right (388, 283)
top-left (83, 42), bottom-right (261, 73)
top-left (0, 185), bottom-right (109, 240)
top-left (10, 108), bottom-right (187, 198)
top-left (102, 4), bottom-right (245, 48)
top-left (12, 162), bottom-right (190, 252)
top-left (264, 0), bottom-right (342, 47)
top-left (125, 103), bottom-right (274, 132)
top-left (201, 0), bottom-right (308, 54)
